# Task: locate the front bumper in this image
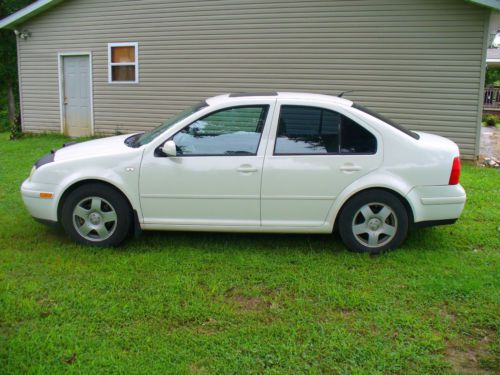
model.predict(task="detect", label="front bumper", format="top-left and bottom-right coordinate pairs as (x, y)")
top-left (21, 179), bottom-right (59, 222)
top-left (406, 184), bottom-right (466, 224)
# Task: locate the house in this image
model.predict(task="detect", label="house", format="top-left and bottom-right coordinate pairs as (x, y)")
top-left (1, 0), bottom-right (499, 159)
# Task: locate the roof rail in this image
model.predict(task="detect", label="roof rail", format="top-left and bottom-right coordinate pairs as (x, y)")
top-left (229, 92), bottom-right (278, 98)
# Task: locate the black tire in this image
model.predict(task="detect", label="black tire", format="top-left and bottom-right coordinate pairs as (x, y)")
top-left (338, 190), bottom-right (409, 254)
top-left (61, 183), bottom-right (132, 247)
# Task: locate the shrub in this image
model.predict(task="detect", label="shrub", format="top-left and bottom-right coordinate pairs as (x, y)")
top-left (9, 113), bottom-right (23, 140)
top-left (484, 114), bottom-right (497, 127)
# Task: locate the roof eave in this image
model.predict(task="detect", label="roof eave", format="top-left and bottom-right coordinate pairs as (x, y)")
top-left (1, 0), bottom-right (499, 30)
top-left (0, 0), bottom-right (65, 29)
top-left (466, 0), bottom-right (500, 10)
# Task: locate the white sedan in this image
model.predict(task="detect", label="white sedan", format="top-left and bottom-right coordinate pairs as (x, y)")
top-left (21, 92), bottom-right (466, 253)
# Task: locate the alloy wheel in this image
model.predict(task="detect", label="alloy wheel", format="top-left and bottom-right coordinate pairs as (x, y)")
top-left (72, 196), bottom-right (118, 242)
top-left (351, 202), bottom-right (398, 248)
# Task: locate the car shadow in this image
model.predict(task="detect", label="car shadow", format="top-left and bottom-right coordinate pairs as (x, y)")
top-left (121, 230), bottom-right (346, 256)
top-left (402, 226), bottom-right (454, 251)
top-left (42, 224), bottom-right (450, 255)
top-left (38, 224), bottom-right (345, 255)
top-left (125, 226), bottom-right (451, 255)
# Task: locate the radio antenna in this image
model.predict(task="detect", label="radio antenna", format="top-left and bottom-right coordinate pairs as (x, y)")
top-left (338, 90), bottom-right (360, 98)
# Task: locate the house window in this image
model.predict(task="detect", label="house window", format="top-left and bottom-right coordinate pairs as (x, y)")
top-left (108, 42), bottom-right (138, 83)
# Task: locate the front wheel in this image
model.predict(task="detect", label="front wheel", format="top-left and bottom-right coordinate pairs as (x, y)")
top-left (61, 183), bottom-right (132, 246)
top-left (338, 190), bottom-right (409, 254)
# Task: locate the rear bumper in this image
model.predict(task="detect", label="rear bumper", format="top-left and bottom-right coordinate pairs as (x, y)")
top-left (406, 184), bottom-right (466, 224)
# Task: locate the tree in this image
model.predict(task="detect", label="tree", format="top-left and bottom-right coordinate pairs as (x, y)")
top-left (485, 67), bottom-right (500, 86)
top-left (0, 0), bottom-right (36, 137)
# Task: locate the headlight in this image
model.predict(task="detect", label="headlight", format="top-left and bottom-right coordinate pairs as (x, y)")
top-left (29, 166), bottom-right (36, 181)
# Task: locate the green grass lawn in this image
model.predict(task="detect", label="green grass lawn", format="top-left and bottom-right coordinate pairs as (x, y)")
top-left (0, 133), bottom-right (499, 374)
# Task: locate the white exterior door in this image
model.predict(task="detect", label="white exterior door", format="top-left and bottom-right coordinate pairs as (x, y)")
top-left (261, 100), bottom-right (383, 228)
top-left (139, 103), bottom-right (275, 227)
top-left (62, 55), bottom-right (92, 137)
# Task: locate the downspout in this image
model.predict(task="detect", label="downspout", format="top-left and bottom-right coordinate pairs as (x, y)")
top-left (15, 31), bottom-right (24, 132)
top-left (474, 10), bottom-right (491, 159)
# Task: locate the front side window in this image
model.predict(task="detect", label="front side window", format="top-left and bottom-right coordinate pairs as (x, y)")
top-left (108, 42), bottom-right (138, 83)
top-left (274, 105), bottom-right (376, 155)
top-left (172, 105), bottom-right (269, 156)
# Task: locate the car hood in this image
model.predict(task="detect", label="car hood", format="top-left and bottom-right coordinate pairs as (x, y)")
top-left (54, 134), bottom-right (136, 162)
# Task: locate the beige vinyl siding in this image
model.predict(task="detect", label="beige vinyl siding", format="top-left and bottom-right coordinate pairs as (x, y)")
top-left (17, 0), bottom-right (489, 158)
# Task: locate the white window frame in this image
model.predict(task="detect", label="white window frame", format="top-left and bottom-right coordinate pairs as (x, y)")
top-left (108, 42), bottom-right (139, 84)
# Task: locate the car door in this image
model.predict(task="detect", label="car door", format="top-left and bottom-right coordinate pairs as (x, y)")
top-left (261, 100), bottom-right (382, 228)
top-left (139, 102), bottom-right (275, 227)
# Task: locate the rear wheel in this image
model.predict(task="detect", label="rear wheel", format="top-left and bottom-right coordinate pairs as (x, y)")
top-left (61, 183), bottom-right (131, 246)
top-left (338, 190), bottom-right (409, 254)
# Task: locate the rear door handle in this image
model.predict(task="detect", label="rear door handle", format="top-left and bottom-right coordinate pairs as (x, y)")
top-left (340, 164), bottom-right (362, 172)
top-left (237, 166), bottom-right (258, 173)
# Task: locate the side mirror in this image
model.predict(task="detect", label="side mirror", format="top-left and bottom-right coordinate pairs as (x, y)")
top-left (161, 140), bottom-right (177, 157)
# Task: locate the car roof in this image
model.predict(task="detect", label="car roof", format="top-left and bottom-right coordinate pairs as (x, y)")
top-left (206, 92), bottom-right (353, 107)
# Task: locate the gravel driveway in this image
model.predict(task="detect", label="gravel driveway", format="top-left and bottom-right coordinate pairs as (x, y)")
top-left (479, 126), bottom-right (500, 160)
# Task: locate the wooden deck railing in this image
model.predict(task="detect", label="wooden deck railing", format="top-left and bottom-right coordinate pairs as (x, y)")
top-left (484, 86), bottom-right (500, 109)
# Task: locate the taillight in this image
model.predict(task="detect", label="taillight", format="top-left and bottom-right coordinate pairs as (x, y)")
top-left (449, 157), bottom-right (461, 185)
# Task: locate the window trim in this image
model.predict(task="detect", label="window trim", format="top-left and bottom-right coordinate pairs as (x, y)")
top-left (107, 42), bottom-right (139, 84)
top-left (273, 105), bottom-right (377, 156)
top-left (352, 103), bottom-right (419, 140)
top-left (160, 105), bottom-right (270, 157)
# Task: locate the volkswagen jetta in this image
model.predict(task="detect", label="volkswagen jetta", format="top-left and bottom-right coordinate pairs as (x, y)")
top-left (21, 92), bottom-right (466, 253)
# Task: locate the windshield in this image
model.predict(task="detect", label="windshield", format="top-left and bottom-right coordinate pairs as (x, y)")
top-left (352, 103), bottom-right (420, 140)
top-left (127, 101), bottom-right (209, 147)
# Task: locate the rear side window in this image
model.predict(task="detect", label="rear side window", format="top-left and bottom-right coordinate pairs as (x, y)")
top-left (340, 116), bottom-right (377, 153)
top-left (274, 105), bottom-right (376, 155)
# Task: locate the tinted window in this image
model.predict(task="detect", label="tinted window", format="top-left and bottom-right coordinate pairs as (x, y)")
top-left (274, 105), bottom-right (376, 155)
top-left (341, 116), bottom-right (377, 153)
top-left (275, 106), bottom-right (340, 154)
top-left (172, 106), bottom-right (268, 156)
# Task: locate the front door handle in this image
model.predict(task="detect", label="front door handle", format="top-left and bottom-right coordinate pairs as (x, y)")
top-left (237, 165), bottom-right (258, 173)
top-left (340, 164), bottom-right (362, 172)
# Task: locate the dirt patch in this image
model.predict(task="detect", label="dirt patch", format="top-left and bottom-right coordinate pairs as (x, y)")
top-left (317, 307), bottom-right (357, 324)
top-left (36, 296), bottom-right (55, 306)
top-left (194, 317), bottom-right (223, 335)
top-left (223, 286), bottom-right (277, 312)
top-left (340, 308), bottom-right (355, 317)
top-left (61, 352), bottom-right (77, 365)
top-left (0, 321), bottom-right (15, 339)
top-left (445, 329), bottom-right (498, 374)
top-left (235, 295), bottom-right (268, 310)
top-left (189, 363), bottom-right (207, 375)
top-left (39, 311), bottom-right (52, 318)
top-left (37, 296), bottom-right (56, 318)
